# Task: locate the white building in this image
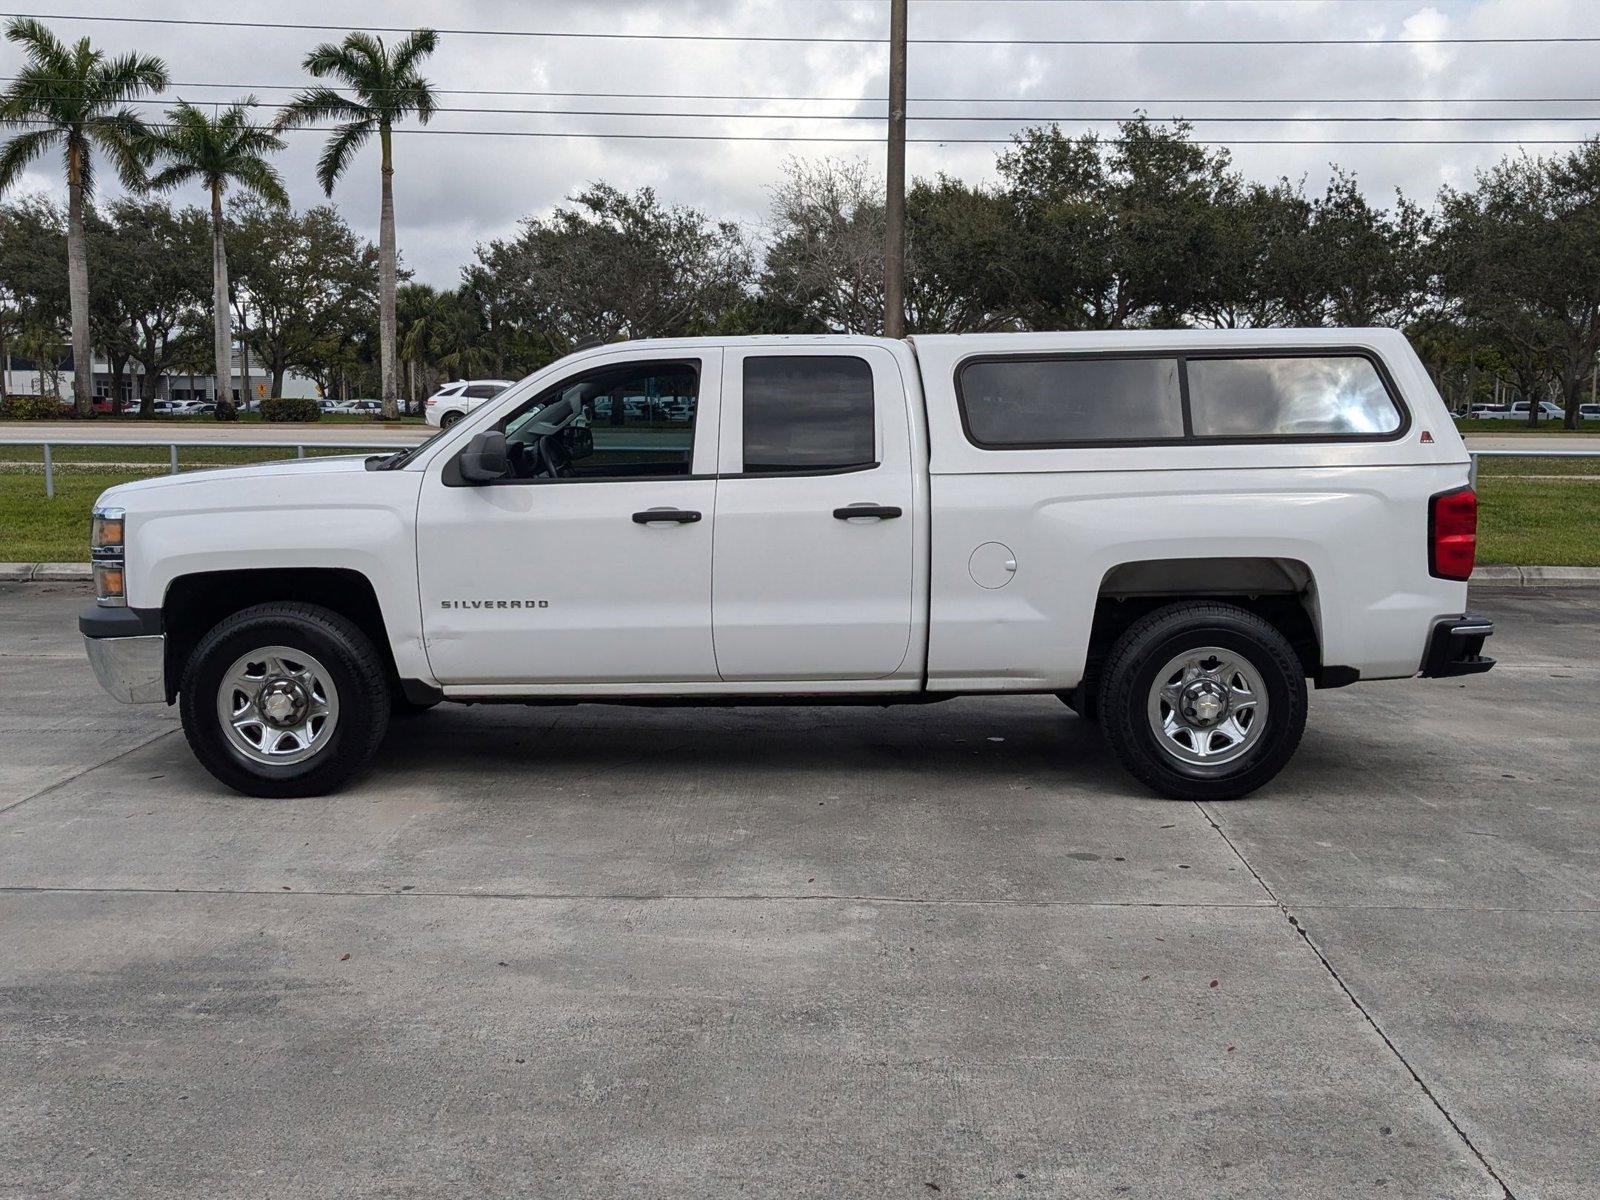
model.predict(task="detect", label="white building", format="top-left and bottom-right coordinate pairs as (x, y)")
top-left (4, 346), bottom-right (320, 406)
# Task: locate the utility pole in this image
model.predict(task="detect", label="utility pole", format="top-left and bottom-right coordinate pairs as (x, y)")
top-left (883, 0), bottom-right (908, 338)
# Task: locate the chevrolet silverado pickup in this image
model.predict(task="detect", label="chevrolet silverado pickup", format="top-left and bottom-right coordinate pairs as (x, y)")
top-left (81, 328), bottom-right (1495, 800)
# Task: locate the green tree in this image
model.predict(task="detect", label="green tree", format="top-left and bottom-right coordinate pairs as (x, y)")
top-left (228, 195), bottom-right (377, 398)
top-left (474, 182), bottom-right (752, 347)
top-left (276, 29), bottom-right (438, 420)
top-left (146, 99), bottom-right (286, 407)
top-left (0, 17), bottom-right (166, 414)
top-left (1436, 146), bottom-right (1600, 428)
top-left (0, 196), bottom-right (68, 393)
top-left (101, 198), bottom-right (207, 412)
top-left (995, 119), bottom-right (1237, 330)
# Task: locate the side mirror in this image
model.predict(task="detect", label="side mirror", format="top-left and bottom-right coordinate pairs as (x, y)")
top-left (458, 431), bottom-right (508, 482)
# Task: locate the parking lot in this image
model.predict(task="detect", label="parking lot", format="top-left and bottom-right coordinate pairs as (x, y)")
top-left (1, 581), bottom-right (1595, 1199)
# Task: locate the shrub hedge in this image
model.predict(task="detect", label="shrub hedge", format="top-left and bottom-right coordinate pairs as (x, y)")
top-left (0, 394), bottom-right (72, 419)
top-left (260, 396), bottom-right (322, 422)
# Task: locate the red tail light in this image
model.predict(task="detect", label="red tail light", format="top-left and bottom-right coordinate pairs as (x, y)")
top-left (1429, 486), bottom-right (1477, 580)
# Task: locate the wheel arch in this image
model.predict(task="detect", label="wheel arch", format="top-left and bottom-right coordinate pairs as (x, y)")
top-left (161, 567), bottom-right (398, 703)
top-left (1069, 556), bottom-right (1336, 718)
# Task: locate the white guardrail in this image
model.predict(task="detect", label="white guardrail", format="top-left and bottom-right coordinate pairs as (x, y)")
top-left (1, 436), bottom-right (1598, 497)
top-left (0, 438), bottom-right (402, 498)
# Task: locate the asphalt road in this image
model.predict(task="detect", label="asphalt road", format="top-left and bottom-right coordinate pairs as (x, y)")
top-left (1, 583), bottom-right (1596, 1199)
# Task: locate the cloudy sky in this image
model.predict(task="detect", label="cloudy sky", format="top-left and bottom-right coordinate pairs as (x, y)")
top-left (2, 0), bottom-right (1595, 286)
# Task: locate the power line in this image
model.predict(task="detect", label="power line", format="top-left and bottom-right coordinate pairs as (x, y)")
top-left (3, 113), bottom-right (1592, 144)
top-left (3, 11), bottom-right (1599, 45)
top-left (5, 78), bottom-right (1600, 108)
top-left (101, 99), bottom-right (1600, 123)
top-left (9, 93), bottom-right (1600, 125)
top-left (232, 126), bottom-right (1600, 145)
top-left (6, 76), bottom-right (1600, 106)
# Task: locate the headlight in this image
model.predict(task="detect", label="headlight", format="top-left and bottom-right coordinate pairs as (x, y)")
top-left (90, 504), bottom-right (126, 606)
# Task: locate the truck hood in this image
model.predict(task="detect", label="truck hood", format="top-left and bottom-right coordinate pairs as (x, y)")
top-left (99, 453), bottom-right (382, 501)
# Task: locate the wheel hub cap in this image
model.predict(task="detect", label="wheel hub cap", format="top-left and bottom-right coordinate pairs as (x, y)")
top-left (1146, 646), bottom-right (1269, 772)
top-left (1181, 680), bottom-right (1228, 726)
top-left (259, 679), bottom-right (310, 727)
top-left (216, 645), bottom-right (340, 767)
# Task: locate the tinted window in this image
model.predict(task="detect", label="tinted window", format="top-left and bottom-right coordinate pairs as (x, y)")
top-left (1187, 356), bottom-right (1401, 438)
top-left (742, 356), bottom-right (875, 473)
top-left (497, 360), bottom-right (698, 480)
top-left (958, 357), bottom-right (1184, 445)
top-left (464, 384), bottom-right (503, 399)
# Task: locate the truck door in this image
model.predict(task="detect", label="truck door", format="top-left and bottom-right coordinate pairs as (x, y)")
top-left (711, 346), bottom-right (917, 681)
top-left (416, 351), bottom-right (721, 687)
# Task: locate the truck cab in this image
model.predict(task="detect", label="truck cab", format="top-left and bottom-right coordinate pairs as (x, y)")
top-left (82, 329), bottom-right (1493, 801)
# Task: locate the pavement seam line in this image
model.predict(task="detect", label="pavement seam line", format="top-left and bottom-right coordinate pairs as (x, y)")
top-left (0, 884), bottom-right (1276, 908)
top-left (0, 727), bottom-right (179, 819)
top-left (1192, 800), bottom-right (1518, 1200)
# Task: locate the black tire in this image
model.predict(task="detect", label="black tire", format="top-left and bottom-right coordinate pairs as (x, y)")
top-left (439, 409), bottom-right (462, 429)
top-left (1097, 602), bottom-right (1306, 801)
top-left (179, 602), bottom-right (391, 798)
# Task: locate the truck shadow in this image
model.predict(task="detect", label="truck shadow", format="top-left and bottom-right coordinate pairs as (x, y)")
top-left (371, 695), bottom-right (1133, 792)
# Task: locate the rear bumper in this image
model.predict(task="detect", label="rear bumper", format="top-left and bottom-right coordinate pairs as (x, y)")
top-left (1419, 613), bottom-right (1496, 678)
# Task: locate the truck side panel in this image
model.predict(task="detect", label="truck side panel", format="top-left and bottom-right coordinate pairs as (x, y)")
top-left (910, 328), bottom-right (1472, 690)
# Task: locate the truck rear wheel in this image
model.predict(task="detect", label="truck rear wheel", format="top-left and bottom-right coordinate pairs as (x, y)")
top-left (1097, 602), bottom-right (1306, 801)
top-left (179, 602), bottom-right (391, 798)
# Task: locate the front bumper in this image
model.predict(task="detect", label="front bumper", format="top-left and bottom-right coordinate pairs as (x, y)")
top-left (1419, 613), bottom-right (1496, 678)
top-left (83, 633), bottom-right (166, 703)
top-left (80, 604), bottom-right (167, 703)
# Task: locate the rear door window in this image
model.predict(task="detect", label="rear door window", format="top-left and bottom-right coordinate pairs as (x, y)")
top-left (741, 355), bottom-right (876, 473)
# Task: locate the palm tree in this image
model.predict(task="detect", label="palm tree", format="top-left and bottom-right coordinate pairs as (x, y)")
top-left (277, 29), bottom-right (437, 421)
top-left (0, 18), bottom-right (167, 415)
top-left (147, 100), bottom-right (285, 410)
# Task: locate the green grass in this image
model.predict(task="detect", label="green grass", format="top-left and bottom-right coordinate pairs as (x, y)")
top-left (0, 444), bottom-right (392, 467)
top-left (1476, 455), bottom-right (1600, 478)
top-left (1477, 476), bottom-right (1600, 567)
top-left (3, 465), bottom-right (1596, 567)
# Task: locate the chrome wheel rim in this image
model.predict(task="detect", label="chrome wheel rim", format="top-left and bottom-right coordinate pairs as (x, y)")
top-left (1146, 646), bottom-right (1268, 771)
top-left (216, 645), bottom-right (340, 766)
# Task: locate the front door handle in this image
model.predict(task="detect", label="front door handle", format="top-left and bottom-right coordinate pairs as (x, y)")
top-left (833, 504), bottom-right (902, 520)
top-left (632, 508), bottom-right (702, 525)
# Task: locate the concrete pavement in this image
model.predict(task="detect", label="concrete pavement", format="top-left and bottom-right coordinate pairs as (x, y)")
top-left (1, 582), bottom-right (1596, 1198)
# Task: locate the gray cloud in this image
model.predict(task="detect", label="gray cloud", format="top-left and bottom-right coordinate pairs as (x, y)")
top-left (3, 0), bottom-right (1595, 286)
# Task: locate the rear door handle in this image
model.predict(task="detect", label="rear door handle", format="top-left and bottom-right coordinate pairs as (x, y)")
top-left (632, 508), bottom-right (702, 524)
top-left (833, 504), bottom-right (902, 520)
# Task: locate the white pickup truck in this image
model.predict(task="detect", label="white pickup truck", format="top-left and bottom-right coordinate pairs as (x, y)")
top-left (81, 329), bottom-right (1494, 801)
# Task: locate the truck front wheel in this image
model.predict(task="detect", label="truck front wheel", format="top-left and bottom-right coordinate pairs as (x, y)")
top-left (1098, 602), bottom-right (1306, 801)
top-left (178, 602), bottom-right (392, 798)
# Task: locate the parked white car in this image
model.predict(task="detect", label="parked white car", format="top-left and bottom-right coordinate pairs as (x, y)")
top-left (424, 379), bottom-right (513, 428)
top-left (82, 329), bottom-right (1493, 801)
top-left (1480, 400), bottom-right (1564, 421)
top-left (326, 399), bottom-right (383, 416)
top-left (1579, 403), bottom-right (1599, 422)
